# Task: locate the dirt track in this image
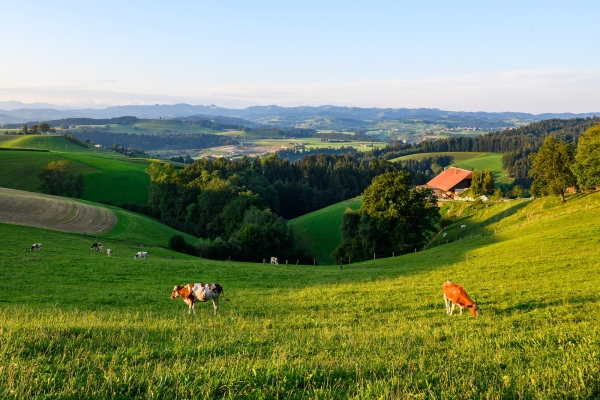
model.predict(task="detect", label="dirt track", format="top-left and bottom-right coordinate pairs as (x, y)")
top-left (0, 188), bottom-right (117, 234)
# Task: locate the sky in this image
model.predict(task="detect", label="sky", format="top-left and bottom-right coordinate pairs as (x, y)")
top-left (1, 0), bottom-right (599, 113)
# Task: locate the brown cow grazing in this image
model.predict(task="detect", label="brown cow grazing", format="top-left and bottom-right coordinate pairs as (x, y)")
top-left (442, 281), bottom-right (479, 316)
top-left (171, 283), bottom-right (230, 315)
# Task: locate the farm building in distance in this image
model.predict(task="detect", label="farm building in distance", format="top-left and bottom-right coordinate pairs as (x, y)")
top-left (425, 167), bottom-right (472, 199)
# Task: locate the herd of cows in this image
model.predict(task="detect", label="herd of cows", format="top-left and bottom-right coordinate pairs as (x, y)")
top-left (28, 242), bottom-right (479, 317)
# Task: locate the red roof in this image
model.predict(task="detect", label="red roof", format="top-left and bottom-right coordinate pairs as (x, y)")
top-left (426, 167), bottom-right (472, 192)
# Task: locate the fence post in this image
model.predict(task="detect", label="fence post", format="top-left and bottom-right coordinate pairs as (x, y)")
top-left (374, 253), bottom-right (376, 260)
top-left (296, 259), bottom-right (299, 265)
top-left (263, 258), bottom-right (265, 264)
top-left (314, 258), bottom-right (315, 266)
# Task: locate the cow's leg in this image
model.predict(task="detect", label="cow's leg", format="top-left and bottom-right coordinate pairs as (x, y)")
top-left (450, 303), bottom-right (455, 315)
top-left (459, 306), bottom-right (463, 316)
top-left (212, 299), bottom-right (219, 315)
top-left (443, 294), bottom-right (451, 314)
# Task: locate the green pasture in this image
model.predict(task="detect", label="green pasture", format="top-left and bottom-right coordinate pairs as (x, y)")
top-left (217, 130), bottom-right (283, 139)
top-left (2, 192), bottom-right (600, 397)
top-left (392, 151), bottom-right (489, 163)
top-left (1, 135), bottom-right (94, 152)
top-left (453, 152), bottom-right (512, 185)
top-left (246, 137), bottom-right (385, 151)
top-left (132, 120), bottom-right (219, 134)
top-left (0, 136), bottom-right (151, 204)
top-left (289, 197), bottom-right (362, 265)
top-left (393, 152), bottom-right (512, 186)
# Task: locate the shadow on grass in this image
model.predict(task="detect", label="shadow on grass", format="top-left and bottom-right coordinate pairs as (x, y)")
top-left (502, 295), bottom-right (600, 313)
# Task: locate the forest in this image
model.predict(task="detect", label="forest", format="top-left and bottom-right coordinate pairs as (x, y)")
top-left (69, 130), bottom-right (236, 151)
top-left (146, 154), bottom-right (401, 261)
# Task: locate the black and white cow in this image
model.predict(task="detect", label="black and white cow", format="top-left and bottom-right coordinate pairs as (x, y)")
top-left (171, 283), bottom-right (230, 315)
top-left (91, 242), bottom-right (101, 250)
top-left (30, 243), bottom-right (42, 251)
top-left (134, 251), bottom-right (148, 259)
top-left (107, 249), bottom-right (113, 257)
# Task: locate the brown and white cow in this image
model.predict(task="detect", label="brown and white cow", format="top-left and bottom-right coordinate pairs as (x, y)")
top-left (442, 281), bottom-right (479, 316)
top-left (97, 245), bottom-right (104, 252)
top-left (170, 283), bottom-right (230, 315)
top-left (270, 257), bottom-right (278, 265)
top-left (30, 243), bottom-right (42, 251)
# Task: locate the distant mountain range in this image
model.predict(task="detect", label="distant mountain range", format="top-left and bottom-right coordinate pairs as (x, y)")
top-left (1, 102), bottom-right (599, 126)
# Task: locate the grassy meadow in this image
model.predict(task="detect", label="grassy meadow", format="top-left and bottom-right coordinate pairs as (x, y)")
top-left (0, 136), bottom-right (152, 204)
top-left (452, 153), bottom-right (512, 185)
top-left (2, 192), bottom-right (600, 398)
top-left (393, 152), bottom-right (512, 186)
top-left (392, 151), bottom-right (488, 163)
top-left (289, 197), bottom-right (362, 265)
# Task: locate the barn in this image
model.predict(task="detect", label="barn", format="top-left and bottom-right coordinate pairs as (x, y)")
top-left (425, 167), bottom-right (473, 200)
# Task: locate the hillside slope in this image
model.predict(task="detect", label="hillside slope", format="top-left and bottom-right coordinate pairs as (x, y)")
top-left (1, 192), bottom-right (600, 397)
top-left (289, 197), bottom-right (362, 264)
top-left (0, 136), bottom-right (151, 204)
top-left (0, 187), bottom-right (197, 247)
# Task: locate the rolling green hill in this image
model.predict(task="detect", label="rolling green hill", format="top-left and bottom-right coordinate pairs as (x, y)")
top-left (392, 151), bottom-right (488, 163)
top-left (0, 135), bottom-right (152, 204)
top-left (1, 192), bottom-right (600, 397)
top-left (452, 152), bottom-right (513, 185)
top-left (394, 151), bottom-right (513, 186)
top-left (289, 197), bottom-right (362, 265)
top-left (0, 187), bottom-right (197, 248)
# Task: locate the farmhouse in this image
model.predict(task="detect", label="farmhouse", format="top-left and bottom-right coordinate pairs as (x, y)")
top-left (425, 167), bottom-right (472, 199)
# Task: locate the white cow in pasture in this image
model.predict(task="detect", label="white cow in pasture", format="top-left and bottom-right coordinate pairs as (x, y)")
top-left (30, 243), bottom-right (42, 251)
top-left (134, 251), bottom-right (148, 259)
top-left (107, 249), bottom-right (113, 257)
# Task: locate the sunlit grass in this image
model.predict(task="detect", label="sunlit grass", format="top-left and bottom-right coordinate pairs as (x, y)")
top-left (2, 192), bottom-right (600, 397)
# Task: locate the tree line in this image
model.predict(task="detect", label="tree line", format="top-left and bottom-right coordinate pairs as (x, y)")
top-left (360, 117), bottom-right (600, 188)
top-left (69, 129), bottom-right (236, 151)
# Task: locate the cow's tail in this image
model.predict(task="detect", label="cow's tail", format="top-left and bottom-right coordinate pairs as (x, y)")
top-left (222, 288), bottom-right (230, 302)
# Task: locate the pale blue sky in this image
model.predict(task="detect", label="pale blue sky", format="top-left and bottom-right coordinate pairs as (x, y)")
top-left (1, 1), bottom-right (598, 112)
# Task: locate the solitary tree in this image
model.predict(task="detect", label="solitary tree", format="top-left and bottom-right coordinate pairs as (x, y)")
top-left (572, 124), bottom-right (600, 190)
top-left (333, 171), bottom-right (439, 262)
top-left (21, 124), bottom-right (28, 135)
top-left (512, 184), bottom-right (524, 199)
top-left (470, 169), bottom-right (495, 196)
top-left (39, 160), bottom-right (85, 198)
top-left (482, 169), bottom-right (495, 194)
top-left (529, 136), bottom-right (576, 203)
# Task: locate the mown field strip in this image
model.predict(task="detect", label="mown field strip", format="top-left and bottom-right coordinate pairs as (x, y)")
top-left (0, 187), bottom-right (117, 234)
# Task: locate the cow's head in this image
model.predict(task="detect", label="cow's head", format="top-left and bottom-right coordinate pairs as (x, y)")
top-left (171, 285), bottom-right (183, 299)
top-left (467, 303), bottom-right (479, 316)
